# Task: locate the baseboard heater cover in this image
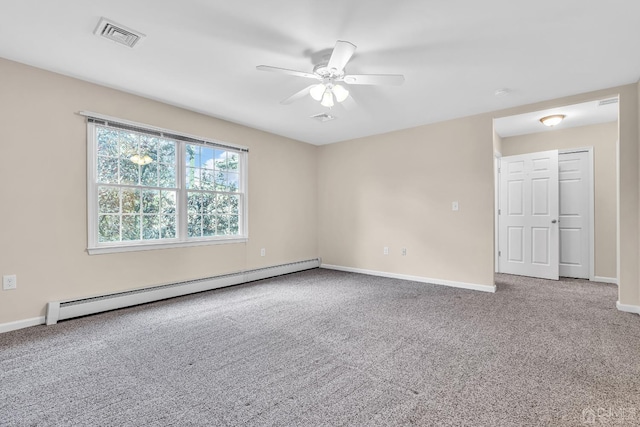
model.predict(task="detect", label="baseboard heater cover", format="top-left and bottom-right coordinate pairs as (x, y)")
top-left (46, 259), bottom-right (320, 325)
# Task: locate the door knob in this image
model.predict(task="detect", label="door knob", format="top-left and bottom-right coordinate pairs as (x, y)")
top-left (551, 219), bottom-right (557, 224)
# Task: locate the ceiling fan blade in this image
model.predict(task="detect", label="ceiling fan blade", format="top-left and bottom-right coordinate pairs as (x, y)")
top-left (256, 65), bottom-right (319, 80)
top-left (327, 40), bottom-right (357, 73)
top-left (343, 74), bottom-right (405, 86)
top-left (280, 85), bottom-right (316, 105)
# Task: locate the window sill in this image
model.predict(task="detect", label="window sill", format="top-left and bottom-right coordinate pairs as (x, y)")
top-left (87, 237), bottom-right (248, 255)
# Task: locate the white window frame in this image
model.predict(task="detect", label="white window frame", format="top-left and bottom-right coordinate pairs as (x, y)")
top-left (84, 112), bottom-right (248, 255)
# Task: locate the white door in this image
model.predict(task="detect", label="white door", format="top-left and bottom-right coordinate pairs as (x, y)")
top-left (499, 150), bottom-right (559, 280)
top-left (558, 151), bottom-right (590, 278)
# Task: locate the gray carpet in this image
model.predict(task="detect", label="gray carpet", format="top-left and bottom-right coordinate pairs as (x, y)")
top-left (1, 269), bottom-right (639, 426)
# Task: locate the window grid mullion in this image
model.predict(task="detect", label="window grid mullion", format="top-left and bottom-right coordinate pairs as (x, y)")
top-left (177, 141), bottom-right (188, 241)
top-left (97, 183), bottom-right (178, 192)
top-left (120, 188), bottom-right (125, 242)
top-left (138, 192), bottom-right (143, 241)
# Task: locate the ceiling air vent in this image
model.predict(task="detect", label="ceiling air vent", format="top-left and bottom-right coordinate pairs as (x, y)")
top-left (94, 18), bottom-right (145, 48)
top-left (310, 113), bottom-right (336, 123)
top-left (598, 98), bottom-right (618, 107)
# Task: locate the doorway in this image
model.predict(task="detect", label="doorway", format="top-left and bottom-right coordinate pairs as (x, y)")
top-left (497, 149), bottom-right (593, 280)
top-left (493, 98), bottom-right (618, 283)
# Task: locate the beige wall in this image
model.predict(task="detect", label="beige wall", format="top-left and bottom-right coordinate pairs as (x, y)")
top-left (501, 122), bottom-right (618, 279)
top-left (621, 82), bottom-right (640, 307)
top-left (493, 128), bottom-right (503, 154)
top-left (318, 114), bottom-right (496, 287)
top-left (0, 58), bottom-right (318, 324)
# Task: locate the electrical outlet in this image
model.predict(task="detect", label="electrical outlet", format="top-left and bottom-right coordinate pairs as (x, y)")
top-left (260, 248), bottom-right (266, 257)
top-left (402, 248), bottom-right (407, 256)
top-left (452, 201), bottom-right (459, 211)
top-left (3, 275), bottom-right (17, 290)
top-left (383, 246), bottom-right (389, 255)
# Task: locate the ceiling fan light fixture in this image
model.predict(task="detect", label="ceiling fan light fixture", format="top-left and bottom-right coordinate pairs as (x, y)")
top-left (130, 154), bottom-right (153, 165)
top-left (310, 84), bottom-right (325, 101)
top-left (332, 84), bottom-right (349, 103)
top-left (321, 90), bottom-right (334, 108)
top-left (540, 114), bottom-right (565, 127)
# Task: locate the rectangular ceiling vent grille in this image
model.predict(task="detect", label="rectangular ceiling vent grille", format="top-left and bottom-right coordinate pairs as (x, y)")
top-left (94, 18), bottom-right (145, 48)
top-left (310, 113), bottom-right (336, 123)
top-left (598, 98), bottom-right (618, 107)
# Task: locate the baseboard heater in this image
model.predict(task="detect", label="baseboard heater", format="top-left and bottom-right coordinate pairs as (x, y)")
top-left (46, 258), bottom-right (320, 325)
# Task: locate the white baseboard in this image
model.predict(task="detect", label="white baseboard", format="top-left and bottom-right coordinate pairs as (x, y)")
top-left (616, 301), bottom-right (640, 315)
top-left (0, 316), bottom-right (45, 334)
top-left (321, 264), bottom-right (496, 293)
top-left (593, 276), bottom-right (618, 285)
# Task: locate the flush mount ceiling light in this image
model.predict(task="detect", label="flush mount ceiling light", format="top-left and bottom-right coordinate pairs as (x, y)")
top-left (539, 114), bottom-right (566, 127)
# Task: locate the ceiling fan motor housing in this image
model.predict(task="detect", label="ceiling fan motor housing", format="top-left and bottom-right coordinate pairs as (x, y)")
top-left (313, 63), bottom-right (345, 80)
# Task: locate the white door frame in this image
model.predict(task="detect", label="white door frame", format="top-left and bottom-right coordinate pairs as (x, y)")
top-left (495, 146), bottom-right (595, 280)
top-left (494, 151), bottom-right (501, 273)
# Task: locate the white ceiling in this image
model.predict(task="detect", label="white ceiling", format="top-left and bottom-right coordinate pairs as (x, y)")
top-left (1, 1), bottom-right (639, 145)
top-left (494, 98), bottom-right (619, 138)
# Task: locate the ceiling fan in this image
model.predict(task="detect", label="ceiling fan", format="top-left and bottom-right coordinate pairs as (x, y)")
top-left (257, 40), bottom-right (405, 108)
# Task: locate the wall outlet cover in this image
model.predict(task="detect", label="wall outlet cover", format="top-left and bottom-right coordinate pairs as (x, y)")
top-left (3, 275), bottom-right (17, 290)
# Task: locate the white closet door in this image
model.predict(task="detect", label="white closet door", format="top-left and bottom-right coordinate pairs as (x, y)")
top-left (499, 150), bottom-right (559, 280)
top-left (558, 151), bottom-right (590, 279)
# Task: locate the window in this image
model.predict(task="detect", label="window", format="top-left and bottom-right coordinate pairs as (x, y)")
top-left (85, 113), bottom-right (248, 254)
